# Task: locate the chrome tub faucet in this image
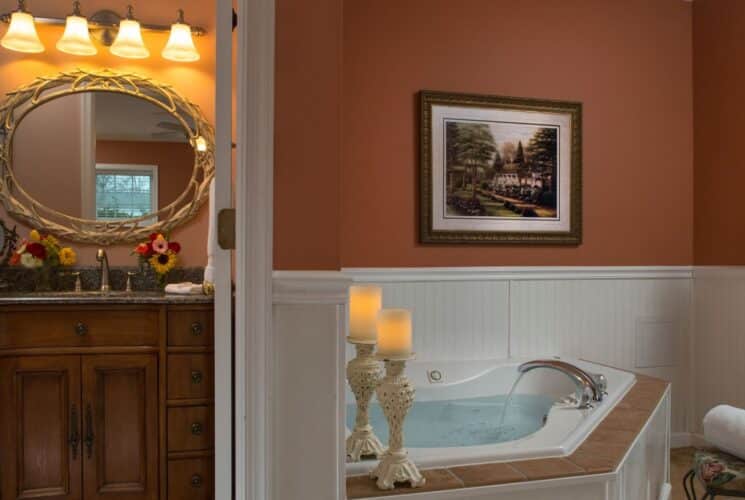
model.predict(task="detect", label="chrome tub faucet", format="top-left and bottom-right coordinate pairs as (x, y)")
top-left (518, 359), bottom-right (608, 409)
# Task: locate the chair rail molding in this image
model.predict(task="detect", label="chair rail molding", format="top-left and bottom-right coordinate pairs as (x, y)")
top-left (273, 271), bottom-right (352, 304)
top-left (343, 266), bottom-right (694, 282)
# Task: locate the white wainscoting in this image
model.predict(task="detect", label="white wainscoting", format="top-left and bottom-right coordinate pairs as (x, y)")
top-left (344, 267), bottom-right (693, 433)
top-left (693, 267), bottom-right (745, 434)
top-left (269, 266), bottom-right (698, 500)
top-left (272, 272), bottom-right (352, 500)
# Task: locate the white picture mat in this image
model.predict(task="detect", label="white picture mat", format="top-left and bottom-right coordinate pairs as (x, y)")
top-left (431, 104), bottom-right (572, 233)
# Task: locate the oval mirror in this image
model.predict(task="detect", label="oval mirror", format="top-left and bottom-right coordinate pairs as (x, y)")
top-left (0, 69), bottom-right (214, 245)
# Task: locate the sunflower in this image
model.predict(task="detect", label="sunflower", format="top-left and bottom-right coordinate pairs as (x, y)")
top-left (59, 247), bottom-right (77, 266)
top-left (149, 251), bottom-right (177, 275)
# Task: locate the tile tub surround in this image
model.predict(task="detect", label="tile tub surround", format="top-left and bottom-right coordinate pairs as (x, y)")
top-left (0, 266), bottom-right (207, 293)
top-left (346, 374), bottom-right (669, 498)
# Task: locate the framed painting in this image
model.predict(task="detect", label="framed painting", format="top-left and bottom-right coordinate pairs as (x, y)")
top-left (420, 91), bottom-right (582, 244)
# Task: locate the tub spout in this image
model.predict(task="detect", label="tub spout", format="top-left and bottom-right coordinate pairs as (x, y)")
top-left (518, 359), bottom-right (607, 408)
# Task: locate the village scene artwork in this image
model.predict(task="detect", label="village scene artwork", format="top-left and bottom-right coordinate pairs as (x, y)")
top-left (445, 120), bottom-right (559, 219)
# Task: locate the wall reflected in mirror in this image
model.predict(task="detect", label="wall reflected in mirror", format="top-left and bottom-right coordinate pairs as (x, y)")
top-left (12, 92), bottom-right (195, 225)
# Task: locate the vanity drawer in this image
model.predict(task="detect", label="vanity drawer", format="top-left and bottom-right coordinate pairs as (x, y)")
top-left (167, 354), bottom-right (213, 400)
top-left (167, 406), bottom-right (213, 451)
top-left (167, 309), bottom-right (214, 347)
top-left (0, 309), bottom-right (159, 349)
top-left (168, 458), bottom-right (213, 500)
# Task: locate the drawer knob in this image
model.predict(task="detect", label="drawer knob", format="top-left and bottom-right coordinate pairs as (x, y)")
top-left (191, 474), bottom-right (203, 488)
top-left (191, 422), bottom-right (203, 435)
top-left (191, 370), bottom-right (203, 384)
top-left (190, 321), bottom-right (203, 336)
top-left (74, 322), bottom-right (88, 337)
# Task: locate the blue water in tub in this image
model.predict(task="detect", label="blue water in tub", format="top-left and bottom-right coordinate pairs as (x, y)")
top-left (346, 394), bottom-right (554, 448)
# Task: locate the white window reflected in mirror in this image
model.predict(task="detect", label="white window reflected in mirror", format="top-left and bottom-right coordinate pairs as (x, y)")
top-left (93, 164), bottom-right (159, 221)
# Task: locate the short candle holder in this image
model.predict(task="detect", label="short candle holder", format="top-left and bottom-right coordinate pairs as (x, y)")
top-left (345, 338), bottom-right (385, 462)
top-left (370, 354), bottom-right (425, 490)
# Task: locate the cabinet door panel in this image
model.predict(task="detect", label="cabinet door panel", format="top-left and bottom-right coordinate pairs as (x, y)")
top-left (0, 356), bottom-right (82, 500)
top-left (82, 354), bottom-right (158, 500)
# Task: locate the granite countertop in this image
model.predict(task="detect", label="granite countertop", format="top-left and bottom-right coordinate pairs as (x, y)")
top-left (0, 291), bottom-right (214, 305)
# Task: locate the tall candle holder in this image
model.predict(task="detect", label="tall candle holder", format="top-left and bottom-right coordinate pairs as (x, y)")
top-left (370, 354), bottom-right (425, 490)
top-left (345, 338), bottom-right (385, 462)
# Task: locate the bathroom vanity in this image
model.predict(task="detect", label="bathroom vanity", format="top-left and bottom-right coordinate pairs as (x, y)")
top-left (0, 294), bottom-right (215, 500)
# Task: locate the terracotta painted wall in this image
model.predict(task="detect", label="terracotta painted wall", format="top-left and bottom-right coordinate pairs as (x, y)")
top-left (693, 0), bottom-right (745, 265)
top-left (274, 0), bottom-right (342, 270)
top-left (273, 0), bottom-right (695, 269)
top-left (340, 0), bottom-right (694, 268)
top-left (0, 0), bottom-right (215, 267)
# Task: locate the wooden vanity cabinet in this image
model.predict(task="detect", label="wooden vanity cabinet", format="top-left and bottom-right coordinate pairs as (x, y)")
top-left (0, 303), bottom-right (215, 500)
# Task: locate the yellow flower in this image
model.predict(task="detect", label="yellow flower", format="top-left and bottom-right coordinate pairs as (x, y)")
top-left (59, 247), bottom-right (77, 266)
top-left (149, 251), bottom-right (177, 275)
top-left (29, 229), bottom-right (41, 242)
top-left (44, 234), bottom-right (59, 246)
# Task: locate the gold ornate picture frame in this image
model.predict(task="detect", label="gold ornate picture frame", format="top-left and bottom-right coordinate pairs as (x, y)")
top-left (420, 90), bottom-right (582, 245)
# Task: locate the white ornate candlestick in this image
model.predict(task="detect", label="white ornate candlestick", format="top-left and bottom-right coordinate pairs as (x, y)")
top-left (371, 355), bottom-right (425, 490)
top-left (346, 339), bottom-right (385, 462)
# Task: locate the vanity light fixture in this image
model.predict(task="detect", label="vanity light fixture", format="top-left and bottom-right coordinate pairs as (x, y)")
top-left (162, 9), bottom-right (200, 63)
top-left (56, 2), bottom-right (96, 56)
top-left (109, 5), bottom-right (148, 59)
top-left (1, 0), bottom-right (44, 54)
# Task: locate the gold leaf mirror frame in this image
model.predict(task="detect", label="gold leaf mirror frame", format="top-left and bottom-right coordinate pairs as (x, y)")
top-left (0, 69), bottom-right (215, 245)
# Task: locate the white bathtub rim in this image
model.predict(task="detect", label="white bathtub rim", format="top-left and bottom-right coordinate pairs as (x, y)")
top-left (346, 357), bottom-right (636, 475)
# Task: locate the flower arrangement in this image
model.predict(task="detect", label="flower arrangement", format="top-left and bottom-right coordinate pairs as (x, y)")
top-left (10, 229), bottom-right (77, 290)
top-left (10, 229), bottom-right (77, 268)
top-left (133, 233), bottom-right (181, 287)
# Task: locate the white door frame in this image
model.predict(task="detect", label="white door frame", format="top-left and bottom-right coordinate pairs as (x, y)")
top-left (232, 0), bottom-right (275, 499)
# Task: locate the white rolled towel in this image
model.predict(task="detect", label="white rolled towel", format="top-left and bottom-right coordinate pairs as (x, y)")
top-left (703, 405), bottom-right (745, 460)
top-left (165, 282), bottom-right (204, 295)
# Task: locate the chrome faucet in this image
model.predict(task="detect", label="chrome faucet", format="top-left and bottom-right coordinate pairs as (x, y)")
top-left (518, 359), bottom-right (607, 409)
top-left (96, 249), bottom-right (110, 293)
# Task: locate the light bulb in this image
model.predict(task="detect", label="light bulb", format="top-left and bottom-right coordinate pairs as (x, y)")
top-left (56, 3), bottom-right (96, 56)
top-left (1, 1), bottom-right (44, 54)
top-left (162, 10), bottom-right (199, 62)
top-left (110, 6), bottom-right (149, 59)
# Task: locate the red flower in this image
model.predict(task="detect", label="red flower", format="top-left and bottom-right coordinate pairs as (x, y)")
top-left (135, 242), bottom-right (153, 257)
top-left (149, 233), bottom-right (159, 241)
top-left (9, 253), bottom-right (20, 265)
top-left (26, 242), bottom-right (46, 260)
top-left (168, 241), bottom-right (181, 254)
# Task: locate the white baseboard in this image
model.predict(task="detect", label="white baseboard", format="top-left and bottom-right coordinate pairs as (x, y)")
top-left (671, 432), bottom-right (707, 449)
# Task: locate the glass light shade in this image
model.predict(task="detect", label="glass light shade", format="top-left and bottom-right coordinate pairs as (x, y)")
top-left (1, 11), bottom-right (44, 53)
top-left (110, 18), bottom-right (149, 59)
top-left (56, 15), bottom-right (96, 56)
top-left (162, 22), bottom-right (199, 62)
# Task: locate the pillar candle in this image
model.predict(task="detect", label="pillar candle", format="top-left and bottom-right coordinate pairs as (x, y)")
top-left (376, 309), bottom-right (413, 358)
top-left (349, 285), bottom-right (382, 342)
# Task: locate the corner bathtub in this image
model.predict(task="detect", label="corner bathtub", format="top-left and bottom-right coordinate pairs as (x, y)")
top-left (345, 357), bottom-right (636, 475)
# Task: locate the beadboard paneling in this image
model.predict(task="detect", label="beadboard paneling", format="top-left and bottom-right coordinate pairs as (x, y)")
top-left (510, 278), bottom-right (691, 433)
top-left (693, 267), bottom-right (745, 433)
top-left (345, 268), bottom-right (693, 433)
top-left (374, 280), bottom-right (510, 362)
